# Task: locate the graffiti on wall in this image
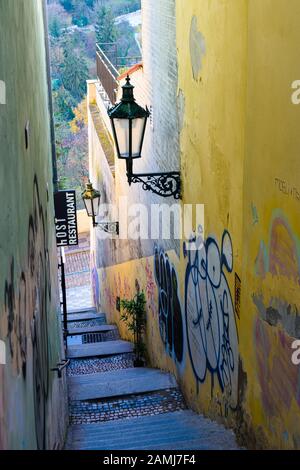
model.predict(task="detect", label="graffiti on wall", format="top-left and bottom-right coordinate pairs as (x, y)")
top-left (256, 214), bottom-right (300, 284)
top-left (183, 231), bottom-right (239, 408)
top-left (234, 273), bottom-right (242, 319)
top-left (254, 213), bottom-right (300, 338)
top-left (254, 213), bottom-right (300, 426)
top-left (1, 175), bottom-right (52, 449)
top-left (255, 316), bottom-right (300, 419)
top-left (145, 258), bottom-right (156, 317)
top-left (154, 245), bottom-right (184, 363)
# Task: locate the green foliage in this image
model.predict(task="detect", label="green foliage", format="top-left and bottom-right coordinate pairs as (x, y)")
top-left (72, 0), bottom-right (90, 26)
top-left (94, 3), bottom-right (117, 45)
top-left (85, 0), bottom-right (96, 8)
top-left (59, 0), bottom-right (74, 11)
top-left (48, 3), bottom-right (70, 37)
top-left (101, 0), bottom-right (141, 16)
top-left (116, 20), bottom-right (140, 67)
top-left (50, 16), bottom-right (62, 37)
top-left (61, 44), bottom-right (89, 101)
top-left (47, 0), bottom-right (141, 208)
top-left (58, 176), bottom-right (69, 190)
top-left (53, 86), bottom-right (76, 121)
top-left (121, 292), bottom-right (147, 365)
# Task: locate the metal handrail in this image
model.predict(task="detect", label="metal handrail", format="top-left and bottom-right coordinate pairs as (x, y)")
top-left (116, 56), bottom-right (142, 66)
top-left (96, 43), bottom-right (142, 104)
top-left (96, 44), bottom-right (119, 78)
top-left (51, 359), bottom-right (70, 379)
top-left (59, 248), bottom-right (68, 340)
top-left (96, 46), bottom-right (119, 104)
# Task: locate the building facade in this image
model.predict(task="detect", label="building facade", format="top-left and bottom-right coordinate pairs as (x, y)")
top-left (89, 0), bottom-right (300, 449)
top-left (0, 0), bottom-right (68, 449)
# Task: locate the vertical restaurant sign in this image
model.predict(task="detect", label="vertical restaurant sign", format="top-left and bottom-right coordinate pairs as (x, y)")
top-left (54, 190), bottom-right (78, 247)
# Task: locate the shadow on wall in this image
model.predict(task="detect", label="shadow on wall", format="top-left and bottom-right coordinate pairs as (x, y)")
top-left (1, 175), bottom-right (52, 450)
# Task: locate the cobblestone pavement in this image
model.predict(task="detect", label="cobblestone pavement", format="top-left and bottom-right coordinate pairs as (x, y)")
top-left (66, 301), bottom-right (240, 449)
top-left (69, 389), bottom-right (187, 424)
top-left (68, 318), bottom-right (107, 329)
top-left (67, 353), bottom-right (135, 376)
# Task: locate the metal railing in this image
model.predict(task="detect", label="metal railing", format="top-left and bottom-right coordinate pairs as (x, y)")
top-left (59, 248), bottom-right (68, 341)
top-left (96, 43), bottom-right (142, 105)
top-left (96, 44), bottom-right (119, 105)
top-left (116, 56), bottom-right (142, 68)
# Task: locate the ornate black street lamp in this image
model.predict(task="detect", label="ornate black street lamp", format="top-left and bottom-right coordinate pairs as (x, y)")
top-left (81, 182), bottom-right (119, 235)
top-left (108, 76), bottom-right (181, 199)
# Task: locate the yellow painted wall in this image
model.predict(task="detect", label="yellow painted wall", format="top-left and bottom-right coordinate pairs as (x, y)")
top-left (175, 0), bottom-right (248, 433)
top-left (239, 0), bottom-right (300, 449)
top-left (76, 209), bottom-right (90, 234)
top-left (176, 0), bottom-right (300, 449)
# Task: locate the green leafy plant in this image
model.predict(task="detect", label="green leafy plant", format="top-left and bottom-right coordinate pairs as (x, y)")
top-left (120, 291), bottom-right (147, 367)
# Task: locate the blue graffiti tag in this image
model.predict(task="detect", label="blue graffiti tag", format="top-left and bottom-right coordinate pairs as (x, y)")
top-left (184, 230), bottom-right (238, 408)
top-left (154, 245), bottom-right (184, 363)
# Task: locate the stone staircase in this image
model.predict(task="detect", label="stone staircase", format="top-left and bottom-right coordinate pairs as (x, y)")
top-left (64, 307), bottom-right (240, 450)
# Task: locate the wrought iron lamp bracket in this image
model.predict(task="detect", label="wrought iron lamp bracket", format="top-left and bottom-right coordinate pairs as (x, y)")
top-left (93, 219), bottom-right (119, 235)
top-left (125, 159), bottom-right (181, 199)
top-left (127, 171), bottom-right (181, 199)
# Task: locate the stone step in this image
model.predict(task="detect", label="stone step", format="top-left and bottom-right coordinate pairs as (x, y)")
top-left (67, 340), bottom-right (133, 359)
top-left (68, 367), bottom-right (177, 400)
top-left (69, 430), bottom-right (202, 450)
top-left (66, 410), bottom-right (239, 450)
top-left (64, 312), bottom-right (106, 323)
top-left (68, 421), bottom-right (231, 445)
top-left (68, 307), bottom-right (97, 314)
top-left (68, 411), bottom-right (218, 436)
top-left (67, 325), bottom-right (117, 336)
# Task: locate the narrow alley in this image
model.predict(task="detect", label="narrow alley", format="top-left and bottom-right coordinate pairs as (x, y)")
top-left (64, 303), bottom-right (239, 450)
top-left (1, 0), bottom-right (300, 459)
top-left (62, 238), bottom-right (239, 450)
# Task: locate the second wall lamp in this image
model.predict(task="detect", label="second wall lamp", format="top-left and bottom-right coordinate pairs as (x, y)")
top-left (81, 182), bottom-right (119, 235)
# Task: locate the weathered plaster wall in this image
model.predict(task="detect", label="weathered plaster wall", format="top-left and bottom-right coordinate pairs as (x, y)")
top-left (0, 0), bottom-right (68, 449)
top-left (176, 0), bottom-right (300, 449)
top-left (176, 0), bottom-right (247, 431)
top-left (239, 0), bottom-right (300, 449)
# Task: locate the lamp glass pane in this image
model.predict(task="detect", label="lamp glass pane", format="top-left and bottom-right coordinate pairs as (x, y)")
top-left (114, 118), bottom-right (130, 158)
top-left (83, 198), bottom-right (93, 217)
top-left (132, 117), bottom-right (146, 157)
top-left (94, 195), bottom-right (100, 216)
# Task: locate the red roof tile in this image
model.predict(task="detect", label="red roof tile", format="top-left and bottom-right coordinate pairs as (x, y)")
top-left (117, 63), bottom-right (143, 81)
